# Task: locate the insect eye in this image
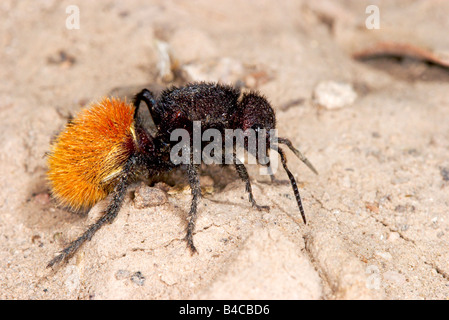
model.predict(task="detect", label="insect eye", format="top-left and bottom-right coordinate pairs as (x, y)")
top-left (251, 123), bottom-right (263, 133)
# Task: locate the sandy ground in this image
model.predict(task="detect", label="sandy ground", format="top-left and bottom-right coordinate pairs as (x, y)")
top-left (1, 0), bottom-right (449, 299)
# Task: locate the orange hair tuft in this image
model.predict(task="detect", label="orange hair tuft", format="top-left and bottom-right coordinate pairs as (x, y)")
top-left (47, 97), bottom-right (136, 210)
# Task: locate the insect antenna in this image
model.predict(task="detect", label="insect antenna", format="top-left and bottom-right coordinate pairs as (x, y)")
top-left (278, 137), bottom-right (318, 175)
top-left (276, 147), bottom-right (307, 224)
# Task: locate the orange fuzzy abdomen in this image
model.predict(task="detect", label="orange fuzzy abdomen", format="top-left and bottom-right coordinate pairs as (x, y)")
top-left (47, 98), bottom-right (136, 210)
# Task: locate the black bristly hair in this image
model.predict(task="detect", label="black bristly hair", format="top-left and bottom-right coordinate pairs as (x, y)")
top-left (48, 82), bottom-right (317, 267)
top-left (134, 82), bottom-right (318, 252)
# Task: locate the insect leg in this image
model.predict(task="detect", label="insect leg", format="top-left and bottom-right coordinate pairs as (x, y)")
top-left (185, 163), bottom-right (201, 254)
top-left (47, 168), bottom-right (131, 268)
top-left (233, 154), bottom-right (269, 211)
top-left (133, 89), bottom-right (159, 123)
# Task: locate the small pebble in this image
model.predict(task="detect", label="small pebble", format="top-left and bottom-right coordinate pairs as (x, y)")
top-left (440, 167), bottom-right (449, 181)
top-left (134, 182), bottom-right (168, 209)
top-left (115, 269), bottom-right (130, 280)
top-left (313, 80), bottom-right (357, 109)
top-left (387, 232), bottom-right (400, 242)
top-left (34, 192), bottom-right (50, 205)
top-left (131, 271), bottom-right (146, 286)
top-left (375, 250), bottom-right (392, 261)
top-left (383, 270), bottom-right (406, 286)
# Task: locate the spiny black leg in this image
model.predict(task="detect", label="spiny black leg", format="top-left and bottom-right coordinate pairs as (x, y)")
top-left (261, 159), bottom-right (285, 185)
top-left (277, 147), bottom-right (307, 224)
top-left (234, 160), bottom-right (269, 212)
top-left (133, 89), bottom-right (158, 123)
top-left (185, 163), bottom-right (201, 254)
top-left (278, 137), bottom-right (318, 175)
top-left (47, 169), bottom-right (131, 268)
top-left (221, 150), bottom-right (269, 211)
